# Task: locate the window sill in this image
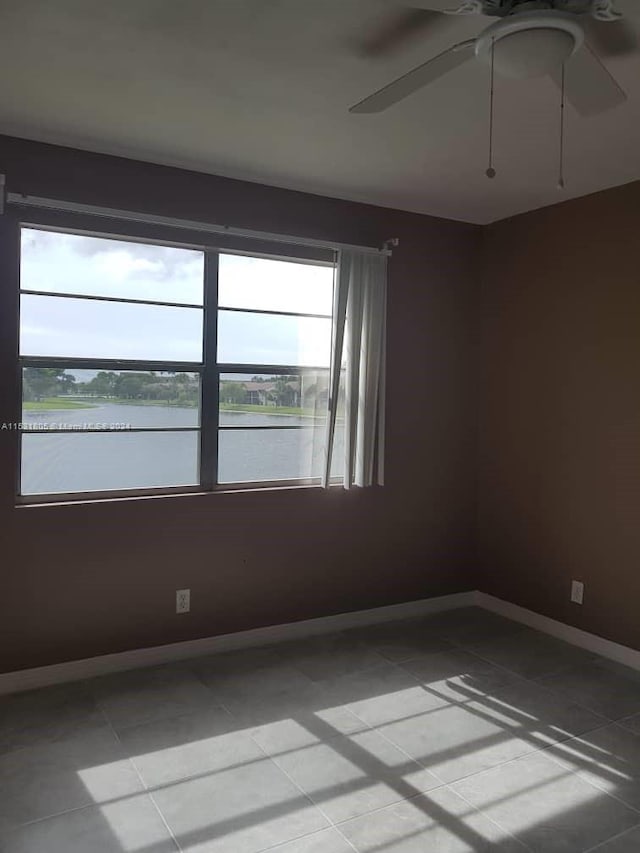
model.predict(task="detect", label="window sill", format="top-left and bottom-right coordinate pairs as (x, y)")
top-left (15, 479), bottom-right (345, 508)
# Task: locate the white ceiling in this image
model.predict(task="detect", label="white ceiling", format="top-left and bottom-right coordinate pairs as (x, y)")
top-left (1, 0), bottom-right (640, 224)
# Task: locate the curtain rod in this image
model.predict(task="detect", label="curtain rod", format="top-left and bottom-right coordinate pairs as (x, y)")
top-left (4, 190), bottom-right (395, 257)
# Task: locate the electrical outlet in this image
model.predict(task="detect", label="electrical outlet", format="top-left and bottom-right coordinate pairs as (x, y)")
top-left (176, 589), bottom-right (190, 614)
top-left (570, 580), bottom-right (584, 605)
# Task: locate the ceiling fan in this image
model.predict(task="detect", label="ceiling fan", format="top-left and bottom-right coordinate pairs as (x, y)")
top-left (351, 0), bottom-right (638, 117)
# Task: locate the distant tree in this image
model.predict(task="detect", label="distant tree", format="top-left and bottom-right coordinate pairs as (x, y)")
top-left (86, 371), bottom-right (118, 397)
top-left (79, 371), bottom-right (199, 406)
top-left (58, 373), bottom-right (76, 395)
top-left (23, 368), bottom-right (73, 401)
top-left (221, 381), bottom-right (247, 404)
top-left (272, 376), bottom-right (299, 407)
top-left (113, 373), bottom-right (149, 399)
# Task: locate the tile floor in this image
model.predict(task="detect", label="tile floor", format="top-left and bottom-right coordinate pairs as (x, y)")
top-left (2, 607), bottom-right (640, 852)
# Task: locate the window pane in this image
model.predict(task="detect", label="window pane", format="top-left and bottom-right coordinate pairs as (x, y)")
top-left (218, 254), bottom-right (333, 315)
top-left (219, 372), bottom-right (328, 427)
top-left (20, 294), bottom-right (203, 361)
top-left (218, 425), bottom-right (344, 483)
top-left (218, 428), bottom-right (325, 483)
top-left (21, 431), bottom-right (199, 495)
top-left (218, 310), bottom-right (330, 367)
top-left (22, 369), bottom-right (200, 429)
top-left (21, 228), bottom-right (204, 305)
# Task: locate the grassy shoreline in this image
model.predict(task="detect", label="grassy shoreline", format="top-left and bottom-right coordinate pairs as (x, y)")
top-left (220, 403), bottom-right (320, 417)
top-left (23, 398), bottom-right (97, 411)
top-left (22, 397), bottom-right (321, 418)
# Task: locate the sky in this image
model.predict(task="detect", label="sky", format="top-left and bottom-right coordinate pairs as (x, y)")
top-left (19, 228), bottom-right (334, 367)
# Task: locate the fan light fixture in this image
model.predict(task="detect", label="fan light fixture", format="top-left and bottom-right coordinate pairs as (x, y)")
top-left (475, 12), bottom-right (584, 78)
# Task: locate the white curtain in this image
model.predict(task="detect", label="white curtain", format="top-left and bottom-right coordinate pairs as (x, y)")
top-left (323, 249), bottom-right (387, 488)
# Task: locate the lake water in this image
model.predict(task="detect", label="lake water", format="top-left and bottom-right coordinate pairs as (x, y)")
top-left (20, 402), bottom-right (343, 495)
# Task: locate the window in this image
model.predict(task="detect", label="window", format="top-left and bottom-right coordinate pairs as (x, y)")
top-left (18, 225), bottom-right (340, 500)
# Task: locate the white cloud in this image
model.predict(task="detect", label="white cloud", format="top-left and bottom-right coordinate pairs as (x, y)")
top-left (20, 228), bottom-right (334, 366)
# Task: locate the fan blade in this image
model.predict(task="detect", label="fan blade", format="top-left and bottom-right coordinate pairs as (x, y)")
top-left (359, 9), bottom-right (451, 57)
top-left (582, 17), bottom-right (637, 57)
top-left (350, 39), bottom-right (475, 113)
top-left (551, 45), bottom-right (627, 117)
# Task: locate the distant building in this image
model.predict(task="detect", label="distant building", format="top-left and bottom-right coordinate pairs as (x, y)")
top-left (220, 376), bottom-right (331, 410)
top-left (241, 381), bottom-right (281, 406)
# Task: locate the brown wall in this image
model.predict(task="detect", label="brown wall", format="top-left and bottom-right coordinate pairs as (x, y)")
top-left (0, 136), bottom-right (480, 673)
top-left (478, 181), bottom-right (640, 651)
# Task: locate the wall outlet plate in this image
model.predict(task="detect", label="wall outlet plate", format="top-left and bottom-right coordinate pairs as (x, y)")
top-left (176, 589), bottom-right (190, 614)
top-left (570, 580), bottom-right (584, 605)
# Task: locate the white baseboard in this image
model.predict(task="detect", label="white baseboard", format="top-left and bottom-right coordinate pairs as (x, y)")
top-left (0, 591), bottom-right (475, 695)
top-left (4, 590), bottom-right (639, 696)
top-left (477, 592), bottom-right (640, 672)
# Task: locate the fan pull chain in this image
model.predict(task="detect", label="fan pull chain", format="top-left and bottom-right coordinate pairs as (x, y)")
top-left (486, 36), bottom-right (496, 179)
top-left (558, 63), bottom-right (566, 190)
